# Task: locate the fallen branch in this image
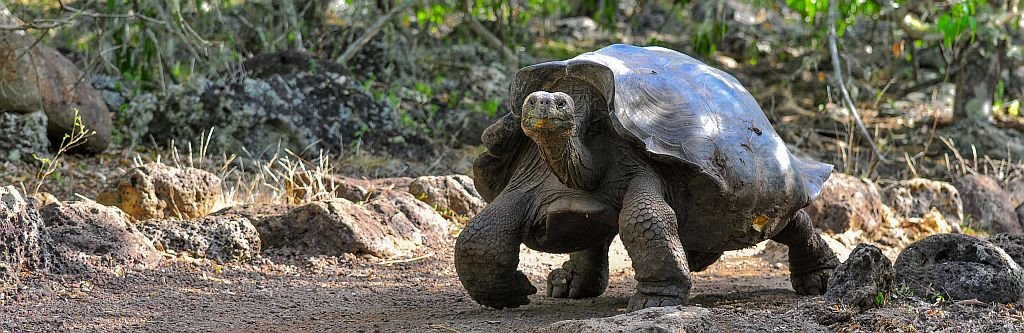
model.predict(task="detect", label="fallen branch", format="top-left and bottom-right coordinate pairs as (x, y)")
top-left (376, 252), bottom-right (434, 265)
top-left (336, 0), bottom-right (417, 65)
top-left (828, 0), bottom-right (888, 164)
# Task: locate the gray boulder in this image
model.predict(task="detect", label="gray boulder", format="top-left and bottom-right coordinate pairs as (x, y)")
top-left (0, 186), bottom-right (45, 283)
top-left (144, 50), bottom-right (429, 158)
top-left (894, 233), bottom-right (1024, 303)
top-left (825, 244), bottom-right (894, 309)
top-left (954, 174), bottom-right (1021, 234)
top-left (140, 214), bottom-right (261, 262)
top-left (0, 111), bottom-right (48, 162)
top-left (38, 201), bottom-right (160, 274)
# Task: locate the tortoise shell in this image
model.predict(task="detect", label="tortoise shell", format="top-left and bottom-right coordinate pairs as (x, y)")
top-left (479, 44), bottom-right (832, 250)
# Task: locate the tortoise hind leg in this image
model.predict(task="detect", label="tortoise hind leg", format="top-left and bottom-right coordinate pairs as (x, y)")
top-left (619, 173), bottom-right (691, 311)
top-left (685, 250), bottom-right (723, 272)
top-left (547, 236), bottom-right (613, 299)
top-left (770, 209), bottom-right (840, 295)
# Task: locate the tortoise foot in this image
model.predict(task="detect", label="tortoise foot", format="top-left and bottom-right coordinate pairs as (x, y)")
top-left (547, 265), bottom-right (606, 299)
top-left (472, 270), bottom-right (538, 309)
top-left (792, 268), bottom-right (833, 295)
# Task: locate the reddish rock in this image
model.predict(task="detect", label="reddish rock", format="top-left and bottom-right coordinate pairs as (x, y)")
top-left (0, 12), bottom-right (110, 152)
top-left (256, 190), bottom-right (449, 257)
top-left (39, 201), bottom-right (160, 274)
top-left (805, 173), bottom-right (883, 233)
top-left (1005, 177), bottom-right (1024, 207)
top-left (954, 174), bottom-right (1021, 234)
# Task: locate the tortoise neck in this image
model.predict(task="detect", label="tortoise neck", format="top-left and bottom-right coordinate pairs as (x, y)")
top-left (533, 131), bottom-right (570, 179)
top-left (533, 130), bottom-right (593, 190)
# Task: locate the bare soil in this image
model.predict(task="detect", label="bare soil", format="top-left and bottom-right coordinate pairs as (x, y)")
top-left (5, 236), bottom-right (1021, 333)
top-left (0, 238), bottom-right (781, 332)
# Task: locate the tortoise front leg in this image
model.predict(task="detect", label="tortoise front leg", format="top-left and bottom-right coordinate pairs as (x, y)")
top-left (771, 209), bottom-right (840, 295)
top-left (548, 236), bottom-right (613, 299)
top-left (455, 191), bottom-right (537, 309)
top-left (619, 174), bottom-right (691, 311)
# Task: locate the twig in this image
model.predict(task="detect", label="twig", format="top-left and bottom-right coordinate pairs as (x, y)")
top-left (427, 323), bottom-right (464, 333)
top-left (336, 0), bottom-right (417, 65)
top-left (376, 252), bottom-right (434, 265)
top-left (828, 0), bottom-right (888, 164)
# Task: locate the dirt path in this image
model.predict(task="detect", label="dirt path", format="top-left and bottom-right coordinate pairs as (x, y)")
top-left (5, 238), bottom-right (1020, 332)
top-left (1, 238), bottom-right (812, 332)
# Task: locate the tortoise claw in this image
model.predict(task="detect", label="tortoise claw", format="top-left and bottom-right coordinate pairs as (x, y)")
top-left (627, 292), bottom-right (686, 311)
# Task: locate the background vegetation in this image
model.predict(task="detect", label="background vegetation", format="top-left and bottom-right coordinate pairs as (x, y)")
top-left (3, 0), bottom-right (1023, 180)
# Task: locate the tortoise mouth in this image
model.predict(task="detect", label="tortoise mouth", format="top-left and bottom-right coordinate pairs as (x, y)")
top-left (521, 114), bottom-right (573, 136)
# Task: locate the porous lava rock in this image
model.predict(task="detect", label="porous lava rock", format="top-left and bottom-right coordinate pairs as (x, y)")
top-left (825, 244), bottom-right (894, 309)
top-left (38, 201), bottom-right (160, 274)
top-left (97, 163), bottom-right (223, 221)
top-left (0, 186), bottom-right (44, 283)
top-left (894, 233), bottom-right (1024, 304)
top-left (140, 214), bottom-right (261, 262)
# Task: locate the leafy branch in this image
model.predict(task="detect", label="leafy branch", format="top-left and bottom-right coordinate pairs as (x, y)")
top-left (33, 109), bottom-right (95, 194)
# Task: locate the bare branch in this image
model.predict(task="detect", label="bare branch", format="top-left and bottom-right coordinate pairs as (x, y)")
top-left (336, 0), bottom-right (417, 65)
top-left (828, 0), bottom-right (889, 164)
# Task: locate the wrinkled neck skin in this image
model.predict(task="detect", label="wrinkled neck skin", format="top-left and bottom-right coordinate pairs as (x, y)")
top-left (530, 125), bottom-right (604, 191)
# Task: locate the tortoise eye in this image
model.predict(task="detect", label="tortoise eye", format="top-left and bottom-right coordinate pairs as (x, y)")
top-left (556, 100), bottom-right (566, 108)
top-left (527, 99), bottom-right (535, 106)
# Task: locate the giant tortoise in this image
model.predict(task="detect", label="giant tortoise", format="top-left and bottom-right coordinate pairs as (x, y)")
top-left (455, 44), bottom-right (838, 311)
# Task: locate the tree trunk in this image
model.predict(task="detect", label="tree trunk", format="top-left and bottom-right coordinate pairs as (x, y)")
top-left (953, 41), bottom-right (1005, 122)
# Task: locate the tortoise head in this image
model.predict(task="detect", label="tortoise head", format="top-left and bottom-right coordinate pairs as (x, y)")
top-left (520, 91), bottom-right (575, 141)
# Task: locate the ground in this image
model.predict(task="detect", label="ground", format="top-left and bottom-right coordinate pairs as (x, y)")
top-left (1, 237), bottom-right (794, 332)
top-left (7, 236), bottom-right (1020, 332)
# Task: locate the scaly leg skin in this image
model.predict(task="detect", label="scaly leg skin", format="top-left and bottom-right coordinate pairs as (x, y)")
top-left (548, 238), bottom-right (612, 299)
top-left (771, 209), bottom-right (840, 295)
top-left (455, 192), bottom-right (537, 309)
top-left (619, 174), bottom-right (691, 311)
